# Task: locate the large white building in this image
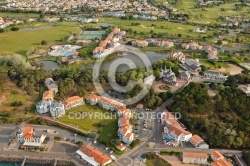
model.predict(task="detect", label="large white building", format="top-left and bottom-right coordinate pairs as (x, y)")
top-left (16, 125), bottom-right (46, 147)
top-left (50, 101), bottom-right (65, 117)
top-left (36, 78), bottom-right (66, 117)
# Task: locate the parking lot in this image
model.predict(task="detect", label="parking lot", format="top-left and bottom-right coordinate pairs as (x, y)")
top-left (51, 142), bottom-right (79, 153)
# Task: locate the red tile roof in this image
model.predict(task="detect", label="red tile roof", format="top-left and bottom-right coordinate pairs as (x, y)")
top-left (23, 126), bottom-right (34, 139)
top-left (79, 145), bottom-right (111, 166)
top-left (63, 96), bottom-right (83, 106)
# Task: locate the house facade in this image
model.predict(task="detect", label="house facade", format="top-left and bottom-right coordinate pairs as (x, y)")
top-left (16, 126), bottom-right (46, 147)
top-left (63, 96), bottom-right (84, 110)
top-left (189, 134), bottom-right (209, 149)
top-left (45, 77), bottom-right (58, 94)
top-left (50, 101), bottom-right (65, 117)
top-left (164, 125), bottom-right (192, 142)
top-left (132, 40), bottom-right (148, 47)
top-left (160, 67), bottom-right (178, 86)
top-left (179, 71), bottom-right (191, 80)
top-left (204, 70), bottom-right (227, 81)
top-left (87, 94), bottom-right (134, 145)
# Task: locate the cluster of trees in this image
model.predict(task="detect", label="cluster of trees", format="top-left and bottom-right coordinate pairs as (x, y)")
top-left (214, 87), bottom-right (250, 118)
top-left (8, 66), bottom-right (46, 94)
top-left (225, 72), bottom-right (250, 87)
top-left (142, 89), bottom-right (173, 109)
top-left (180, 112), bottom-right (250, 149)
top-left (172, 82), bottom-right (211, 113)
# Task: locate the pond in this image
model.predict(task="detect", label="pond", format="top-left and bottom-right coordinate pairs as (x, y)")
top-left (83, 51), bottom-right (169, 72)
top-left (36, 60), bottom-right (59, 70)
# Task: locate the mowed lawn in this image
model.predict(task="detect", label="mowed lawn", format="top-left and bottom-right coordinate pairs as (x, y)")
top-left (97, 17), bottom-right (213, 38)
top-left (0, 22), bottom-right (81, 55)
top-left (59, 104), bottom-right (117, 132)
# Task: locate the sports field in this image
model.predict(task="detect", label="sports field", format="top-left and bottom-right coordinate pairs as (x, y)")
top-left (78, 30), bottom-right (106, 40)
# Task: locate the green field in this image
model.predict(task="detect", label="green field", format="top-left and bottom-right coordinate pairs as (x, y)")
top-left (166, 1), bottom-right (250, 24)
top-left (59, 104), bottom-right (118, 146)
top-left (97, 17), bottom-right (213, 38)
top-left (59, 104), bottom-right (116, 131)
top-left (200, 60), bottom-right (230, 69)
top-left (0, 22), bottom-right (81, 55)
top-left (0, 12), bottom-right (39, 18)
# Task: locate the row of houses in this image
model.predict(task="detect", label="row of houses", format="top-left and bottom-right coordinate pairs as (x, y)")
top-left (93, 28), bottom-right (126, 58)
top-left (182, 41), bottom-right (203, 50)
top-left (87, 94), bottom-right (134, 145)
top-left (132, 39), bottom-right (174, 48)
top-left (2, 0), bottom-right (86, 13)
top-left (161, 110), bottom-right (209, 149)
top-left (0, 17), bottom-right (32, 29)
top-left (36, 78), bottom-right (84, 117)
top-left (182, 150), bottom-right (233, 166)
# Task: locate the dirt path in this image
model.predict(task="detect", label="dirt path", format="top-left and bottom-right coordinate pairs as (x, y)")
top-left (0, 94), bottom-right (8, 106)
top-left (216, 64), bottom-right (243, 75)
top-left (152, 81), bottom-right (167, 93)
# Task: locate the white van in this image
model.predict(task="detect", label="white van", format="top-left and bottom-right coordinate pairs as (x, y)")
top-left (110, 155), bottom-right (116, 161)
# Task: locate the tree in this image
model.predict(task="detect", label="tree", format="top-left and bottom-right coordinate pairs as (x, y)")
top-left (10, 27), bottom-right (19, 31)
top-left (178, 34), bottom-right (182, 38)
top-left (217, 40), bottom-right (222, 45)
top-left (41, 40), bottom-right (48, 45)
top-left (0, 28), bottom-right (4, 33)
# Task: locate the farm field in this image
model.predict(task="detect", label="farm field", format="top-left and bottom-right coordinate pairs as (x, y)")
top-left (0, 22), bottom-right (81, 55)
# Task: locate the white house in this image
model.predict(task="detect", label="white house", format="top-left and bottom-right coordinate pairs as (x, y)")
top-left (189, 134), bottom-right (209, 149)
top-left (16, 126), bottom-right (46, 147)
top-left (45, 78), bottom-right (58, 94)
top-left (164, 125), bottom-right (192, 142)
top-left (182, 151), bottom-right (208, 164)
top-left (50, 101), bottom-right (65, 117)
